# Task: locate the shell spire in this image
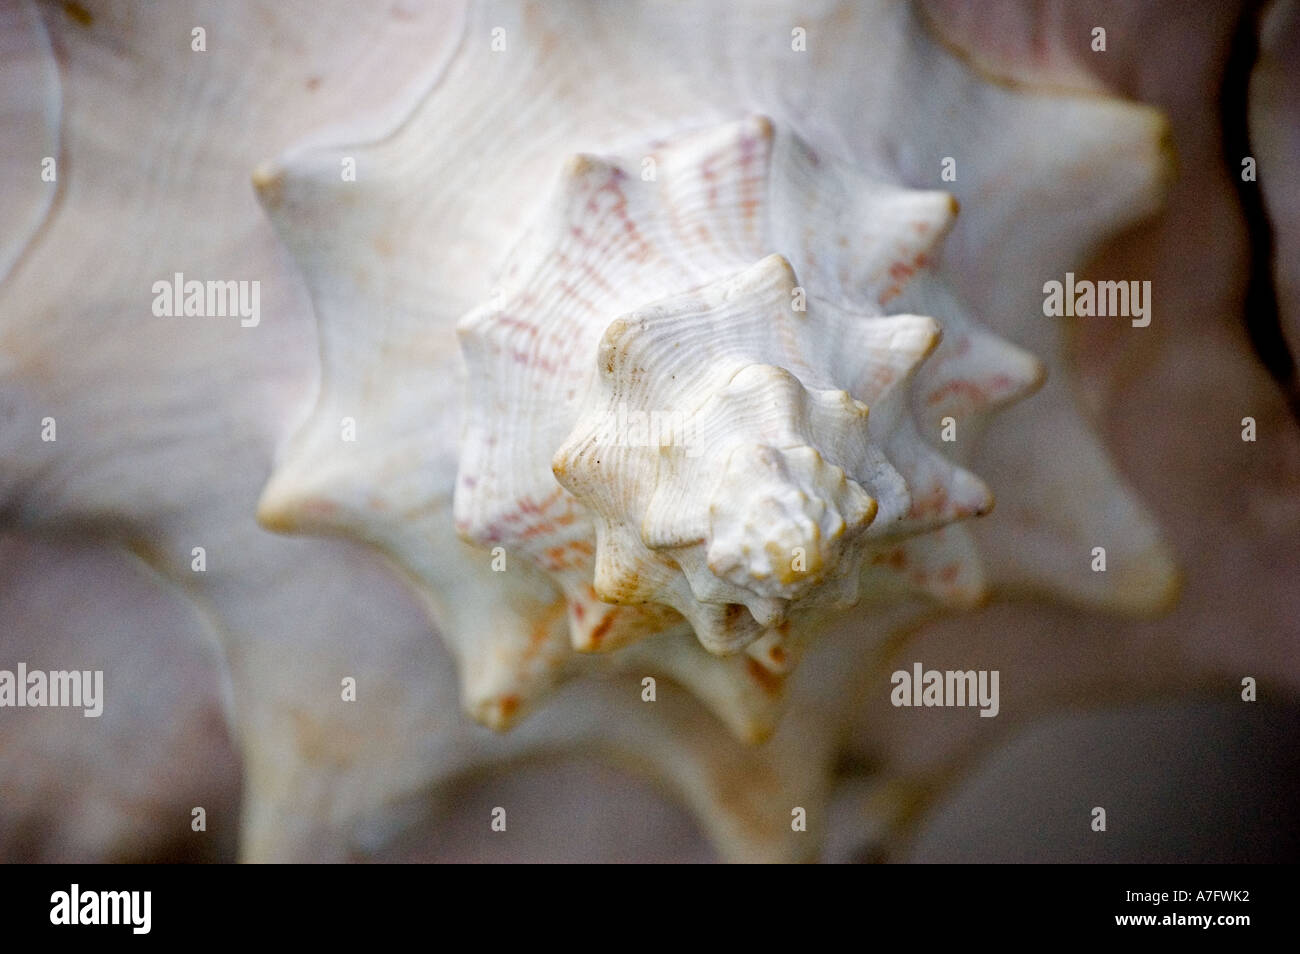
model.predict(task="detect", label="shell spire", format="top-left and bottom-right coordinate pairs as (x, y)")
top-left (455, 116), bottom-right (1009, 669)
top-left (553, 254), bottom-right (940, 653)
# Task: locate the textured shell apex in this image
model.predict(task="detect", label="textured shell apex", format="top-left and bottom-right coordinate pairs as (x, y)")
top-left (552, 254), bottom-right (942, 654)
top-left (0, 0), bottom-right (1206, 871)
top-left (235, 0), bottom-right (1178, 752)
top-left (454, 114), bottom-right (1006, 666)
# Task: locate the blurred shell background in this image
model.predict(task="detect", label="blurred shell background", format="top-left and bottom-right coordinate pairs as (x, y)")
top-left (1, 0), bottom-right (1297, 862)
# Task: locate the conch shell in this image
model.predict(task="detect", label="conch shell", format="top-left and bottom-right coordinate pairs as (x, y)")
top-left (455, 118), bottom-right (1016, 661)
top-left (254, 0), bottom-right (1170, 741)
top-left (1, 0), bottom-right (1211, 863)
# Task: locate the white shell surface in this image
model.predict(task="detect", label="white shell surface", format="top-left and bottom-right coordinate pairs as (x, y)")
top-left (0, 0), bottom-right (1197, 862)
top-left (454, 116), bottom-right (1007, 669)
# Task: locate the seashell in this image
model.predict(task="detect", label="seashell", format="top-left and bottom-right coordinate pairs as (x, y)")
top-left (254, 0), bottom-right (1172, 741)
top-left (0, 0), bottom-right (59, 287)
top-left (17, 0), bottom-right (1279, 865)
top-left (0, 533), bottom-right (240, 862)
top-left (453, 118), bottom-right (1007, 667)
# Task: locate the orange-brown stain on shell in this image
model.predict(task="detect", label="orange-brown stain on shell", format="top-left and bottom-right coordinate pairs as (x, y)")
top-left (62, 1), bottom-right (93, 26)
top-left (870, 547), bottom-right (907, 571)
top-left (746, 657), bottom-right (785, 696)
top-left (586, 612), bottom-right (616, 649)
top-left (926, 377), bottom-right (988, 408)
top-left (541, 537), bottom-right (595, 572)
top-left (907, 482), bottom-right (948, 519)
top-left (497, 695), bottom-right (520, 722)
top-left (879, 251), bottom-right (931, 304)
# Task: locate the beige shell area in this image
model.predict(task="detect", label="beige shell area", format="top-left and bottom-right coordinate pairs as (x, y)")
top-left (0, 0), bottom-right (59, 287)
top-left (450, 114), bottom-right (1010, 674)
top-left (0, 0), bottom-right (882, 862)
top-left (848, 0), bottom-right (1300, 842)
top-left (3, 0), bottom-right (1291, 863)
top-left (0, 533), bottom-right (241, 862)
top-left (253, 0), bottom-right (1176, 731)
